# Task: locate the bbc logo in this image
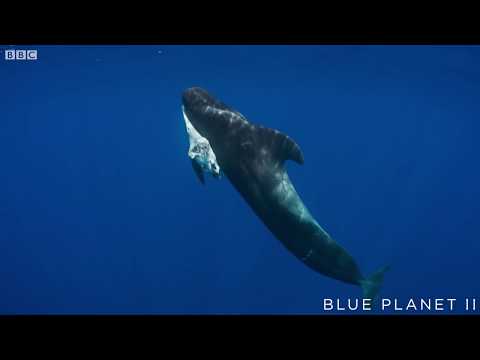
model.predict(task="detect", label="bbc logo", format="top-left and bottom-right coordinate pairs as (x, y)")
top-left (5, 49), bottom-right (38, 60)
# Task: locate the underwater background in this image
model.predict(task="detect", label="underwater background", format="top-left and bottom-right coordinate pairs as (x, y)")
top-left (1, 45), bottom-right (479, 314)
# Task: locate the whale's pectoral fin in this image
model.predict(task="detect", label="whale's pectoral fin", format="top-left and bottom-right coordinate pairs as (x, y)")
top-left (257, 126), bottom-right (304, 165)
top-left (191, 159), bottom-right (205, 185)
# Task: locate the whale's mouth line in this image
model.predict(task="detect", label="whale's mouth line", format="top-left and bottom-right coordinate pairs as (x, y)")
top-left (182, 106), bottom-right (221, 178)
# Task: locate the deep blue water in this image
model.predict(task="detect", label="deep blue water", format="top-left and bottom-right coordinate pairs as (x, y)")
top-left (1, 45), bottom-right (479, 314)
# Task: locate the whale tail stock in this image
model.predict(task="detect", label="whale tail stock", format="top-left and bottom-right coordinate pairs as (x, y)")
top-left (359, 265), bottom-right (390, 301)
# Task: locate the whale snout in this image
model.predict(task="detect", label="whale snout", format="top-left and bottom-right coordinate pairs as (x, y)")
top-left (181, 87), bottom-right (235, 142)
top-left (182, 87), bottom-right (211, 109)
top-left (182, 87), bottom-right (229, 114)
top-left (182, 87), bottom-right (199, 105)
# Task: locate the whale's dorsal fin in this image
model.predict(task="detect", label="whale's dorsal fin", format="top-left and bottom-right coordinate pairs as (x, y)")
top-left (191, 159), bottom-right (205, 185)
top-left (256, 126), bottom-right (304, 165)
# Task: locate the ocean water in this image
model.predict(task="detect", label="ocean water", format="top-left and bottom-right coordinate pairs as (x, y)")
top-left (1, 45), bottom-right (479, 314)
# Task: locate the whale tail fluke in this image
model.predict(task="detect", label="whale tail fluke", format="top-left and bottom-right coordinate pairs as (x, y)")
top-left (359, 265), bottom-right (390, 301)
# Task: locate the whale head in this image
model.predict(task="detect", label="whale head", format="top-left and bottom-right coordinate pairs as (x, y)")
top-left (181, 87), bottom-right (247, 143)
top-left (182, 87), bottom-right (230, 183)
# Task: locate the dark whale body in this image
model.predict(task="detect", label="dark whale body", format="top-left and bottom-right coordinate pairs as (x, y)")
top-left (182, 87), bottom-right (388, 299)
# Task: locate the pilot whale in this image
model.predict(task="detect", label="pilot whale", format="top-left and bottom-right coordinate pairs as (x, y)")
top-left (181, 87), bottom-right (389, 299)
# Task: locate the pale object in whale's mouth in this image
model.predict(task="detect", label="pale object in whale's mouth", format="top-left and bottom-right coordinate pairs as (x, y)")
top-left (182, 106), bottom-right (221, 178)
